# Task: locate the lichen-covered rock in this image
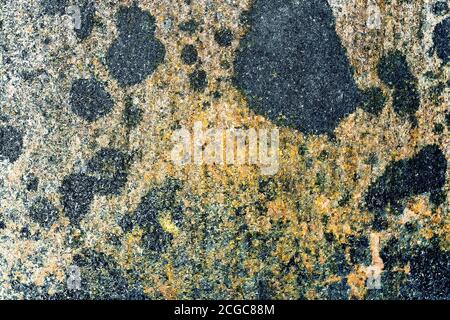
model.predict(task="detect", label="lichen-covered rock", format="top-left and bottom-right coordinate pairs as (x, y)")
top-left (0, 0), bottom-right (448, 301)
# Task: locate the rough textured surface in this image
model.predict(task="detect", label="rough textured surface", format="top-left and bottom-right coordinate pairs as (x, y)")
top-left (0, 0), bottom-right (449, 300)
top-left (234, 0), bottom-right (361, 135)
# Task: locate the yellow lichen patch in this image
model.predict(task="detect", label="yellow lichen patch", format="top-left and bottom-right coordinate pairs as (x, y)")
top-left (347, 267), bottom-right (368, 299)
top-left (159, 213), bottom-right (180, 237)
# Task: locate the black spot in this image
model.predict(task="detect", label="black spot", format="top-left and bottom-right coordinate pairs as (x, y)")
top-left (392, 82), bottom-right (420, 120)
top-left (20, 226), bottom-right (31, 238)
top-left (212, 91), bottom-right (222, 99)
top-left (372, 212), bottom-right (388, 231)
top-left (330, 247), bottom-right (351, 276)
top-left (87, 148), bottom-right (129, 196)
top-left (123, 99), bottom-right (143, 129)
top-left (75, 1), bottom-right (95, 40)
top-left (430, 189), bottom-right (446, 206)
top-left (256, 279), bottom-right (273, 300)
top-left (0, 221), bottom-right (5, 229)
top-left (41, 0), bottom-right (67, 15)
top-left (432, 1), bottom-right (449, 16)
top-left (179, 19), bottom-right (199, 34)
top-left (181, 44), bottom-right (198, 65)
top-left (29, 197), bottom-right (59, 228)
top-left (365, 145), bottom-right (447, 214)
top-left (377, 51), bottom-right (420, 120)
top-left (348, 235), bottom-right (371, 265)
top-left (361, 87), bottom-right (386, 115)
top-left (119, 214), bottom-right (133, 233)
top-left (0, 126), bottom-right (23, 163)
top-left (324, 232), bottom-right (334, 242)
top-left (434, 123), bottom-right (444, 134)
top-left (405, 239), bottom-right (450, 299)
top-left (446, 112), bottom-right (450, 128)
top-left (134, 179), bottom-right (182, 252)
top-left (380, 238), bottom-right (408, 271)
top-left (60, 173), bottom-right (96, 225)
top-left (69, 79), bottom-right (114, 122)
top-left (378, 51), bottom-right (415, 88)
top-left (379, 237), bottom-right (450, 300)
top-left (327, 278), bottom-right (350, 299)
top-left (214, 28), bottom-right (233, 47)
top-left (258, 177), bottom-right (276, 201)
top-left (106, 5), bottom-right (165, 86)
top-left (189, 69), bottom-right (208, 92)
top-left (233, 0), bottom-right (360, 135)
top-left (141, 230), bottom-right (173, 253)
top-left (240, 10), bottom-right (252, 26)
top-left (433, 17), bottom-right (450, 65)
top-left (66, 249), bottom-right (139, 299)
top-left (25, 175), bottom-right (39, 192)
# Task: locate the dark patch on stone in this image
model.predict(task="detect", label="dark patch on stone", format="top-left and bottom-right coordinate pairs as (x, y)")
top-left (181, 44), bottom-right (198, 65)
top-left (141, 229), bottom-right (173, 253)
top-left (214, 28), bottom-right (233, 47)
top-left (327, 278), bottom-right (350, 299)
top-left (433, 17), bottom-right (450, 65)
top-left (434, 123), bottom-right (444, 134)
top-left (372, 212), bottom-right (388, 231)
top-left (256, 279), bottom-right (273, 300)
top-left (365, 145), bottom-right (447, 214)
top-left (233, 0), bottom-right (360, 136)
top-left (240, 10), bottom-right (252, 26)
top-left (348, 235), bottom-right (371, 265)
top-left (324, 232), bottom-right (334, 243)
top-left (392, 82), bottom-right (421, 120)
top-left (429, 189), bottom-right (446, 206)
top-left (446, 112), bottom-right (450, 128)
top-left (119, 214), bottom-right (133, 233)
top-left (212, 91), bottom-right (222, 99)
top-left (0, 125), bottom-right (23, 163)
top-left (404, 239), bottom-right (450, 299)
top-left (123, 99), bottom-right (143, 129)
top-left (258, 177), bottom-right (277, 201)
top-left (87, 148), bottom-right (129, 196)
top-left (75, 1), bottom-right (96, 40)
top-left (189, 69), bottom-right (208, 92)
top-left (106, 5), bottom-right (165, 87)
top-left (378, 51), bottom-right (416, 88)
top-left (69, 79), bottom-right (114, 122)
top-left (134, 179), bottom-right (183, 252)
top-left (60, 173), bottom-right (96, 225)
top-left (361, 87), bottom-right (386, 115)
top-left (380, 237), bottom-right (408, 271)
top-left (64, 249), bottom-right (143, 299)
top-left (377, 51), bottom-right (420, 120)
top-left (330, 247), bottom-right (351, 276)
top-left (380, 237), bottom-right (449, 299)
top-left (0, 221), bottom-right (5, 229)
top-left (25, 175), bottom-right (39, 192)
top-left (432, 1), bottom-right (449, 16)
top-left (41, 0), bottom-right (67, 15)
top-left (29, 197), bottom-right (59, 228)
top-left (179, 19), bottom-right (199, 34)
top-left (20, 226), bottom-right (31, 238)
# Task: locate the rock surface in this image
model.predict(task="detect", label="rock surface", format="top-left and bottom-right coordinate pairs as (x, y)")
top-left (0, 0), bottom-right (448, 300)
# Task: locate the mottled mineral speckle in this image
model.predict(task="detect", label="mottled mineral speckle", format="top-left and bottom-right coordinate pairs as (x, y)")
top-left (0, 0), bottom-right (449, 300)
